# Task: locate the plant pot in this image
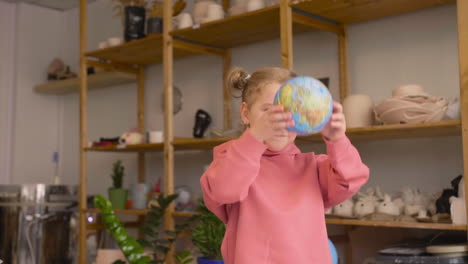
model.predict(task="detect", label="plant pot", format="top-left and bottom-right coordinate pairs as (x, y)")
top-left (108, 188), bottom-right (128, 209)
top-left (124, 6), bottom-right (146, 42)
top-left (147, 17), bottom-right (163, 34)
top-left (197, 257), bottom-right (224, 264)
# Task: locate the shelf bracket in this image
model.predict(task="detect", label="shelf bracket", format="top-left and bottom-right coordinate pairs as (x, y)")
top-left (86, 59), bottom-right (139, 75)
top-left (292, 10), bottom-right (343, 35)
top-left (173, 39), bottom-right (226, 57)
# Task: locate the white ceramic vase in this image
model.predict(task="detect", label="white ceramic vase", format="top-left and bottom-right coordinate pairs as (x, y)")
top-left (192, 0), bottom-right (213, 24)
top-left (343, 94), bottom-right (374, 128)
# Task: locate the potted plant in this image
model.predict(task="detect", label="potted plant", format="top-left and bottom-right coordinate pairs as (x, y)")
top-left (138, 193), bottom-right (192, 263)
top-left (108, 160), bottom-right (128, 209)
top-left (95, 194), bottom-right (194, 264)
top-left (190, 199), bottom-right (225, 264)
top-left (94, 195), bottom-right (152, 264)
top-left (112, 0), bottom-right (148, 42)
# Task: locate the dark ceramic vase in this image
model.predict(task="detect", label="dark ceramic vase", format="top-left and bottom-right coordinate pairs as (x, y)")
top-left (124, 6), bottom-right (146, 42)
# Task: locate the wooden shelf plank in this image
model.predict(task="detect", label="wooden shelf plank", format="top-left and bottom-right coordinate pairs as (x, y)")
top-left (85, 142), bottom-right (164, 152)
top-left (86, 121), bottom-right (461, 152)
top-left (84, 208), bottom-right (149, 215)
top-left (34, 71), bottom-right (136, 95)
top-left (297, 120), bottom-right (461, 144)
top-left (171, 5), bottom-right (313, 49)
top-left (86, 34), bottom-right (198, 65)
top-left (326, 218), bottom-right (466, 231)
top-left (292, 0), bottom-right (455, 24)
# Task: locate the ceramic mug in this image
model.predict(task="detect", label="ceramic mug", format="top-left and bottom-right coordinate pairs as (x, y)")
top-left (148, 131), bottom-right (163, 143)
top-left (131, 183), bottom-right (149, 209)
top-left (177, 13), bottom-right (193, 29)
top-left (204, 3), bottom-right (224, 22)
top-left (246, 0), bottom-right (265, 12)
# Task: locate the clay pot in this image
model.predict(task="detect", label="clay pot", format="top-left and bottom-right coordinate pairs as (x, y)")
top-left (343, 94), bottom-right (374, 128)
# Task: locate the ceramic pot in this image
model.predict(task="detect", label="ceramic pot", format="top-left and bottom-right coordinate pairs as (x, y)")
top-left (343, 94), bottom-right (374, 128)
top-left (108, 188), bottom-right (128, 209)
top-left (147, 17), bottom-right (163, 34)
top-left (177, 13), bottom-right (193, 29)
top-left (124, 6), bottom-right (146, 42)
top-left (246, 0), bottom-right (265, 12)
top-left (193, 0), bottom-right (213, 24)
top-left (203, 2), bottom-right (224, 23)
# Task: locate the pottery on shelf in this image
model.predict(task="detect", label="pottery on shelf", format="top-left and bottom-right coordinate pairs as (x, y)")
top-left (343, 94), bottom-right (374, 128)
top-left (246, 0), bottom-right (265, 12)
top-left (193, 0), bottom-right (214, 24)
top-left (202, 2), bottom-right (224, 23)
top-left (177, 12), bottom-right (193, 29)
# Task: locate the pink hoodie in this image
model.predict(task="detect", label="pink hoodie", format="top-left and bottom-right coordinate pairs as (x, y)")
top-left (200, 130), bottom-right (369, 264)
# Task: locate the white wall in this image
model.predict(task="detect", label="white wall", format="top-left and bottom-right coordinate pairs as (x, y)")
top-left (0, 2), bottom-right (17, 184)
top-left (0, 4), bottom-right (70, 184)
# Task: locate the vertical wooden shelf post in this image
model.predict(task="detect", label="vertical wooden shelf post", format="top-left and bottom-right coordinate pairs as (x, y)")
top-left (280, 0), bottom-right (293, 70)
top-left (456, 0), bottom-right (468, 239)
top-left (137, 66), bottom-right (146, 183)
top-left (223, 49), bottom-right (232, 130)
top-left (338, 24), bottom-right (349, 102)
top-left (163, 0), bottom-right (175, 262)
top-left (78, 0), bottom-right (88, 263)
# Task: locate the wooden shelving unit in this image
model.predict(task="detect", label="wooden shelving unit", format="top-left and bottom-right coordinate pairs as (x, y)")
top-left (34, 71), bottom-right (135, 94)
top-left (75, 0), bottom-right (468, 263)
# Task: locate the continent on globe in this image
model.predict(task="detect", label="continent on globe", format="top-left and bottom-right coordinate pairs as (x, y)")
top-left (274, 76), bottom-right (333, 135)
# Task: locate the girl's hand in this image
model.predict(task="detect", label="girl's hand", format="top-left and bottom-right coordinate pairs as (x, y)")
top-left (250, 105), bottom-right (294, 143)
top-left (321, 101), bottom-right (346, 142)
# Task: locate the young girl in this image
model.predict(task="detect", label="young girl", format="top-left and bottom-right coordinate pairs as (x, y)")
top-left (200, 67), bottom-right (369, 264)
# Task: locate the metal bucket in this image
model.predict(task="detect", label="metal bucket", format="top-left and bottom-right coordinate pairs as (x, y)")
top-left (0, 184), bottom-right (78, 264)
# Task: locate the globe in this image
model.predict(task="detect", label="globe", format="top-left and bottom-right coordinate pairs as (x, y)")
top-left (274, 76), bottom-right (333, 135)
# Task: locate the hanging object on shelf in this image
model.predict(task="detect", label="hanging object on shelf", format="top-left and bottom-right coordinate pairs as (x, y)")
top-left (343, 94), bottom-right (374, 128)
top-left (161, 86), bottom-right (183, 115)
top-left (374, 84), bottom-right (448, 125)
top-left (193, 109), bottom-right (212, 138)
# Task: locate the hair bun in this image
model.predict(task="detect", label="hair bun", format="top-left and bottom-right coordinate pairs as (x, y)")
top-left (227, 67), bottom-right (249, 92)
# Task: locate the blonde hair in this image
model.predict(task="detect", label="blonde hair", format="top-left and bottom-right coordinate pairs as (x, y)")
top-left (227, 67), bottom-right (296, 107)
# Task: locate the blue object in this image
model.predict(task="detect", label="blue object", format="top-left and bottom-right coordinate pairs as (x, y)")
top-left (329, 239), bottom-right (338, 264)
top-left (274, 76), bottom-right (333, 135)
top-left (197, 257), bottom-right (224, 264)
